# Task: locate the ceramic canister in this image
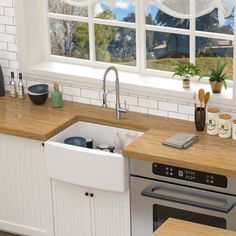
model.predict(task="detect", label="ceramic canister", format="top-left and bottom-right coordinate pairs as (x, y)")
top-left (232, 120), bottom-right (236, 140)
top-left (219, 114), bottom-right (232, 139)
top-left (207, 108), bottom-right (220, 135)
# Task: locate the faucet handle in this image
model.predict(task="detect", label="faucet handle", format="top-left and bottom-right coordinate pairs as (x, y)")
top-left (124, 100), bottom-right (128, 110)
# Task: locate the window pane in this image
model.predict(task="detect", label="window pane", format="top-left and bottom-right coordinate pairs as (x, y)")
top-left (94, 1), bottom-right (135, 23)
top-left (95, 24), bottom-right (136, 66)
top-left (48, 0), bottom-right (88, 17)
top-left (196, 8), bottom-right (234, 35)
top-left (196, 37), bottom-right (233, 79)
top-left (146, 31), bottom-right (189, 71)
top-left (50, 19), bottom-right (89, 60)
top-left (145, 4), bottom-right (189, 29)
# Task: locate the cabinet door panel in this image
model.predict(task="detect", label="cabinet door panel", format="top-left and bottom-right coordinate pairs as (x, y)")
top-left (92, 189), bottom-right (130, 236)
top-left (0, 134), bottom-right (53, 236)
top-left (52, 180), bottom-right (92, 236)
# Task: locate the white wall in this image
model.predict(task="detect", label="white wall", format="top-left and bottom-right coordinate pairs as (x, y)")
top-left (1, 0), bottom-right (236, 121)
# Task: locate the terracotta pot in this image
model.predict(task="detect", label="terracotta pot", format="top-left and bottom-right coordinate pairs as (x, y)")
top-left (209, 79), bottom-right (223, 93)
top-left (183, 79), bottom-right (190, 88)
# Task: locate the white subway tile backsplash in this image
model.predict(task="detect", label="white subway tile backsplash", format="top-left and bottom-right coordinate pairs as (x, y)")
top-left (0, 24), bottom-right (5, 33)
top-left (62, 94), bottom-right (72, 102)
top-left (129, 105), bottom-right (148, 114)
top-left (121, 95), bottom-right (138, 106)
top-left (73, 96), bottom-right (90, 104)
top-left (148, 109), bottom-right (168, 117)
top-left (139, 98), bottom-right (157, 109)
top-left (63, 86), bottom-right (80, 96)
top-left (178, 104), bottom-right (194, 115)
top-left (0, 50), bottom-right (16, 60)
top-left (0, 15), bottom-right (13, 25)
top-left (90, 99), bottom-right (102, 106)
top-left (0, 7), bottom-right (4, 15)
top-left (0, 33), bottom-right (14, 42)
top-left (6, 25), bottom-right (16, 34)
top-left (9, 60), bottom-right (18, 69)
top-left (0, 0), bottom-right (12, 7)
top-left (7, 42), bottom-right (17, 52)
top-left (81, 89), bottom-right (99, 99)
top-left (168, 112), bottom-right (189, 121)
top-left (0, 42), bottom-right (7, 50)
top-left (159, 101), bottom-right (178, 112)
top-left (0, 58), bottom-right (9, 67)
top-left (4, 7), bottom-right (14, 16)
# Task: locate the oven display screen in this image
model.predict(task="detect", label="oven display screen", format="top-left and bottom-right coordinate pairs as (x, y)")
top-left (152, 163), bottom-right (227, 188)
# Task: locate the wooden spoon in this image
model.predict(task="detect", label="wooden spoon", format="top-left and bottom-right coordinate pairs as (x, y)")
top-left (198, 89), bottom-right (205, 111)
top-left (204, 92), bottom-right (210, 109)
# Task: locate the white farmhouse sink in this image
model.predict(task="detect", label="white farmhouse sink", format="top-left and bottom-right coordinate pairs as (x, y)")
top-left (45, 121), bottom-right (143, 192)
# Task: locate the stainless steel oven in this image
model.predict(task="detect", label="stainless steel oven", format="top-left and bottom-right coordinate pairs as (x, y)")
top-left (130, 160), bottom-right (236, 236)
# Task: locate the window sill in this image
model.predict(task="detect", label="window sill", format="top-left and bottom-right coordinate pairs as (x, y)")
top-left (25, 61), bottom-right (234, 107)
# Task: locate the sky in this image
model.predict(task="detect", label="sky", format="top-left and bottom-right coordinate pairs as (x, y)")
top-left (95, 2), bottom-right (234, 26)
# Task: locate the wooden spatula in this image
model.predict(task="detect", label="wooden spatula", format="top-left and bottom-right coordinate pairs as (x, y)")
top-left (198, 89), bottom-right (205, 111)
top-left (204, 92), bottom-right (210, 110)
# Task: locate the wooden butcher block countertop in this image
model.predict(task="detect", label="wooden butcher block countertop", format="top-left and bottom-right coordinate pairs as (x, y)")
top-left (0, 94), bottom-right (194, 140)
top-left (123, 128), bottom-right (236, 176)
top-left (1, 94), bottom-right (236, 176)
top-left (153, 218), bottom-right (236, 236)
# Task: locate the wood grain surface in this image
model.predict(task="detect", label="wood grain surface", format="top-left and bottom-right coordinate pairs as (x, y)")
top-left (123, 128), bottom-right (236, 176)
top-left (0, 94), bottom-right (193, 141)
top-left (153, 218), bottom-right (236, 236)
top-left (1, 94), bottom-right (236, 176)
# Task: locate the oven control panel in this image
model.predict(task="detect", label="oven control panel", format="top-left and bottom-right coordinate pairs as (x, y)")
top-left (152, 163), bottom-right (227, 188)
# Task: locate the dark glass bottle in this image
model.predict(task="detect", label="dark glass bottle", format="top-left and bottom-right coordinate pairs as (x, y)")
top-left (0, 64), bottom-right (5, 96)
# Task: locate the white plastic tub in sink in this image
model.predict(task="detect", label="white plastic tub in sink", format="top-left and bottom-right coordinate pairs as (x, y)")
top-left (45, 121), bottom-right (143, 192)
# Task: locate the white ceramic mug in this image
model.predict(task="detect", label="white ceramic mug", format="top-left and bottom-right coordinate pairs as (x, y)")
top-left (232, 120), bottom-right (236, 140)
top-left (219, 114), bottom-right (232, 139)
top-left (207, 108), bottom-right (220, 135)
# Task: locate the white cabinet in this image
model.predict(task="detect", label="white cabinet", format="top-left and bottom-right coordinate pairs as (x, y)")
top-left (52, 180), bottom-right (131, 236)
top-left (0, 134), bottom-right (54, 236)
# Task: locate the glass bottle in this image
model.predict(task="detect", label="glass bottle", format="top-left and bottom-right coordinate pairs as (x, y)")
top-left (51, 83), bottom-right (62, 108)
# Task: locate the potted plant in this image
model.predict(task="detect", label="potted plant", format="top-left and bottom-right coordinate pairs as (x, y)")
top-left (173, 62), bottom-right (200, 88)
top-left (199, 57), bottom-right (231, 93)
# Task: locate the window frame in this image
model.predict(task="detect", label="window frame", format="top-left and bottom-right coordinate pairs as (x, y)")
top-left (15, 0), bottom-right (236, 107)
top-left (45, 0), bottom-right (235, 83)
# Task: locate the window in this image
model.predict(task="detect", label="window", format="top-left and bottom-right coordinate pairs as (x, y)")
top-left (48, 0), bottom-right (136, 67)
top-left (47, 0), bottom-right (235, 80)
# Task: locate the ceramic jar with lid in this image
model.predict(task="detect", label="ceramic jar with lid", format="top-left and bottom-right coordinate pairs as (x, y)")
top-left (232, 120), bottom-right (236, 140)
top-left (207, 108), bottom-right (220, 135)
top-left (219, 114), bottom-right (232, 138)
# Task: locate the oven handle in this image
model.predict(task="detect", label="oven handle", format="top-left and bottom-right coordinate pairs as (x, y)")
top-left (141, 183), bottom-right (236, 213)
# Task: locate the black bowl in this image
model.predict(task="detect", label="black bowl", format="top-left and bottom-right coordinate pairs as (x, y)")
top-left (28, 84), bottom-right (49, 94)
top-left (28, 92), bottom-right (48, 105)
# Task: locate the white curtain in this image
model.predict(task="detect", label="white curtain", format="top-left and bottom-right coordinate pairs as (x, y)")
top-left (61, 0), bottom-right (234, 25)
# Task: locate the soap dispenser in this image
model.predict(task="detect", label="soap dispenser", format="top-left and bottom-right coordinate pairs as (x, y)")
top-left (0, 65), bottom-right (5, 96)
top-left (51, 83), bottom-right (63, 108)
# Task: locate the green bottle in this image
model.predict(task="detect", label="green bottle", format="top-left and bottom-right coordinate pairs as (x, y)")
top-left (51, 83), bottom-right (63, 108)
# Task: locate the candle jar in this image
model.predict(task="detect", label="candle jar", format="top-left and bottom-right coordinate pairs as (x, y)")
top-left (207, 108), bottom-right (220, 135)
top-left (219, 114), bottom-right (232, 139)
top-left (232, 120), bottom-right (236, 140)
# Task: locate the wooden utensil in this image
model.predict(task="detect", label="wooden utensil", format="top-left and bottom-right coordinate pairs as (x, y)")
top-left (204, 92), bottom-right (210, 109)
top-left (198, 89), bottom-right (205, 111)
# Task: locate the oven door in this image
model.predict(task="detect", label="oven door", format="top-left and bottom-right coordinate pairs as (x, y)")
top-left (130, 176), bottom-right (236, 236)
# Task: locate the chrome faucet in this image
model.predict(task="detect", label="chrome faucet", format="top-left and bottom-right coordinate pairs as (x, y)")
top-left (102, 66), bottom-right (127, 119)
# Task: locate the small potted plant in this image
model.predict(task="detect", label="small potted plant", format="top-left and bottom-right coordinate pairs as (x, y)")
top-left (199, 57), bottom-right (231, 93)
top-left (173, 62), bottom-right (200, 88)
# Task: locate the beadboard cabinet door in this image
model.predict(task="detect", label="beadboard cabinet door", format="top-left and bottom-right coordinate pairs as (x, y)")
top-left (52, 180), bottom-right (92, 236)
top-left (91, 188), bottom-right (130, 236)
top-left (0, 134), bottom-right (54, 236)
top-left (52, 180), bottom-right (131, 236)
